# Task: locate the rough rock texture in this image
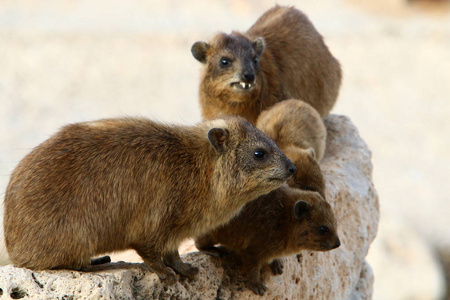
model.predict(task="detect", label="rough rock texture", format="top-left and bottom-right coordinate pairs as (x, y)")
top-left (0, 115), bottom-right (379, 299)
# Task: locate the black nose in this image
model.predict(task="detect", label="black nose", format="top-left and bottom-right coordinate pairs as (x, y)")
top-left (243, 72), bottom-right (255, 82)
top-left (288, 163), bottom-right (296, 175)
top-left (332, 238), bottom-right (341, 249)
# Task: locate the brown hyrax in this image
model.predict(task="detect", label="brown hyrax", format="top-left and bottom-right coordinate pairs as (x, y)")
top-left (4, 116), bottom-right (295, 285)
top-left (195, 184), bottom-right (340, 295)
top-left (191, 5), bottom-right (342, 124)
top-left (256, 99), bottom-right (327, 196)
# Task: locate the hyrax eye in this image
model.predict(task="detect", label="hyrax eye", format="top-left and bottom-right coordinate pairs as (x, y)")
top-left (253, 56), bottom-right (258, 64)
top-left (253, 149), bottom-right (266, 160)
top-left (220, 58), bottom-right (231, 67)
top-left (319, 226), bottom-right (330, 235)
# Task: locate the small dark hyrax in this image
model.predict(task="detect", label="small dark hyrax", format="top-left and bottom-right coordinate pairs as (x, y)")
top-left (256, 99), bottom-right (327, 197)
top-left (4, 116), bottom-right (295, 285)
top-left (192, 5), bottom-right (342, 123)
top-left (195, 184), bottom-right (340, 295)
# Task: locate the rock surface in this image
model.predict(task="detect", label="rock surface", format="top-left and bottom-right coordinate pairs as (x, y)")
top-left (0, 115), bottom-right (379, 299)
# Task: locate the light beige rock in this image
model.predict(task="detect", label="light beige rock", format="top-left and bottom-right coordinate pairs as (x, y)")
top-left (0, 115), bottom-right (379, 299)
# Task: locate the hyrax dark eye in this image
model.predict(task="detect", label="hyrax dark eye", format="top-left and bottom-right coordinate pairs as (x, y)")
top-left (253, 56), bottom-right (258, 64)
top-left (319, 226), bottom-right (330, 235)
top-left (220, 58), bottom-right (231, 66)
top-left (253, 149), bottom-right (266, 160)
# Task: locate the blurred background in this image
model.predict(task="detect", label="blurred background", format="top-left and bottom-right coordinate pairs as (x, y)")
top-left (0, 0), bottom-right (449, 299)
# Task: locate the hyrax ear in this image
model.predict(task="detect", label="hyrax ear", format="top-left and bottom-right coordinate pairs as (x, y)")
top-left (294, 200), bottom-right (310, 220)
top-left (252, 37), bottom-right (265, 56)
top-left (305, 147), bottom-right (316, 159)
top-left (191, 41), bottom-right (210, 63)
top-left (208, 128), bottom-right (230, 152)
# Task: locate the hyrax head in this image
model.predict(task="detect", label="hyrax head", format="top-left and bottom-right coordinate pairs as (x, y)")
top-left (287, 189), bottom-right (340, 253)
top-left (205, 116), bottom-right (295, 199)
top-left (192, 33), bottom-right (265, 98)
top-left (282, 145), bottom-right (326, 198)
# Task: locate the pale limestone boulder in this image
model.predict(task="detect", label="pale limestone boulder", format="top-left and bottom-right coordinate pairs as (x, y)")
top-left (0, 115), bottom-right (379, 299)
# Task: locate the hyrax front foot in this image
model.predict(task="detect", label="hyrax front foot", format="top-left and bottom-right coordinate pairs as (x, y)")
top-left (248, 280), bottom-right (268, 296)
top-left (172, 262), bottom-right (199, 280)
top-left (163, 251), bottom-right (199, 280)
top-left (157, 267), bottom-right (178, 285)
top-left (270, 259), bottom-right (284, 275)
top-left (141, 262), bottom-right (177, 285)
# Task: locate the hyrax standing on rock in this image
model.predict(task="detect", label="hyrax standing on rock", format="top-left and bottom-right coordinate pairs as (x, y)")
top-left (4, 116), bottom-right (295, 285)
top-left (195, 184), bottom-right (340, 295)
top-left (191, 5), bottom-right (342, 124)
top-left (256, 99), bottom-right (327, 196)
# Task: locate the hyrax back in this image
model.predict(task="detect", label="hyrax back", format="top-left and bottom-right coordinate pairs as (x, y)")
top-left (192, 5), bottom-right (342, 123)
top-left (4, 116), bottom-right (295, 284)
top-left (195, 184), bottom-right (340, 295)
top-left (256, 99), bottom-right (327, 196)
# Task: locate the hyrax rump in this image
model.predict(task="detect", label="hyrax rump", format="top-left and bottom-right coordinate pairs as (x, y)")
top-left (195, 184), bottom-right (340, 295)
top-left (256, 100), bottom-right (327, 197)
top-left (4, 116), bottom-right (295, 285)
top-left (192, 5), bottom-right (342, 124)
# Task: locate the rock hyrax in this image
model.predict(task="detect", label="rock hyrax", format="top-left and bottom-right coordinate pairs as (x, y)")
top-left (256, 99), bottom-right (327, 196)
top-left (195, 184), bottom-right (340, 295)
top-left (192, 5), bottom-right (342, 123)
top-left (4, 116), bottom-right (295, 285)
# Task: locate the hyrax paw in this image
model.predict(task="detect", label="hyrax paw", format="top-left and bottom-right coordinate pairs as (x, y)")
top-left (248, 281), bottom-right (267, 296)
top-left (180, 264), bottom-right (199, 280)
top-left (159, 267), bottom-right (178, 286)
top-left (270, 259), bottom-right (284, 275)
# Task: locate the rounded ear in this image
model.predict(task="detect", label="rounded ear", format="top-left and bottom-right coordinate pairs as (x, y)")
top-left (207, 128), bottom-right (229, 152)
top-left (191, 41), bottom-right (210, 63)
top-left (294, 200), bottom-right (309, 220)
top-left (305, 147), bottom-right (316, 159)
top-left (252, 37), bottom-right (265, 56)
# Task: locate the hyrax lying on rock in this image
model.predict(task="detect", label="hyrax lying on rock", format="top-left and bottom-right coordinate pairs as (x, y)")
top-left (192, 5), bottom-right (342, 124)
top-left (4, 116), bottom-right (295, 285)
top-left (256, 99), bottom-right (327, 196)
top-left (195, 184), bottom-right (340, 295)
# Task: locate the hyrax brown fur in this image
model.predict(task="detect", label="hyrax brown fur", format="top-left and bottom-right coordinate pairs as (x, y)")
top-left (256, 99), bottom-right (327, 197)
top-left (192, 5), bottom-right (342, 124)
top-left (195, 184), bottom-right (340, 295)
top-left (4, 116), bottom-right (295, 285)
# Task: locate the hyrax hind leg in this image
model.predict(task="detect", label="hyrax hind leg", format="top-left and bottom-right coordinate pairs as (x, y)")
top-left (163, 250), bottom-right (199, 280)
top-left (195, 233), bottom-right (226, 258)
top-left (91, 255), bottom-right (111, 266)
top-left (135, 245), bottom-right (178, 285)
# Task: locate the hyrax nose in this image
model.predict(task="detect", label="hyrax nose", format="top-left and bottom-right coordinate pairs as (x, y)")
top-left (242, 72), bottom-right (255, 83)
top-left (332, 237), bottom-right (341, 249)
top-left (287, 162), bottom-right (296, 175)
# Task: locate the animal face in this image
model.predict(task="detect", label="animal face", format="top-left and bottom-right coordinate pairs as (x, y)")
top-left (290, 191), bottom-right (340, 252)
top-left (211, 117), bottom-right (295, 198)
top-left (192, 33), bottom-right (265, 101)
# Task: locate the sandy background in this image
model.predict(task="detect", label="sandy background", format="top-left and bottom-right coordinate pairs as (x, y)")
top-left (1, 0), bottom-right (449, 298)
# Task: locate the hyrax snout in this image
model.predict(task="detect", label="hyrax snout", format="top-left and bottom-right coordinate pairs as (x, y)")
top-left (4, 116), bottom-right (294, 285)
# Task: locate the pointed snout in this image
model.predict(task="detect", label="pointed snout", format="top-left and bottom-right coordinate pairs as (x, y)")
top-left (286, 161), bottom-right (296, 178)
top-left (331, 237), bottom-right (341, 249)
